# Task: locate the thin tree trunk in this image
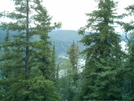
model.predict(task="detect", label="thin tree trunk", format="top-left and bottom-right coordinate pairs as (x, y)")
top-left (25, 1), bottom-right (30, 101)
top-left (26, 0), bottom-right (29, 76)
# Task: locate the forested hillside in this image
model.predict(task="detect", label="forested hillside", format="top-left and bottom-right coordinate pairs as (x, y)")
top-left (0, 0), bottom-right (134, 101)
top-left (0, 29), bottom-right (85, 56)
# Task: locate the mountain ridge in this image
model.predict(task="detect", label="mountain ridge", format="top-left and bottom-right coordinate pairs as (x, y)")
top-left (0, 29), bottom-right (85, 56)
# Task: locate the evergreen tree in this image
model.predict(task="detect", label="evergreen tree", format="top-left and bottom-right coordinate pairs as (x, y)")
top-left (58, 59), bottom-right (74, 101)
top-left (78, 0), bottom-right (124, 100)
top-left (125, 5), bottom-right (134, 100)
top-left (66, 41), bottom-right (80, 100)
top-left (0, 0), bottom-right (61, 100)
top-left (0, 28), bottom-right (12, 99)
top-left (117, 4), bottom-right (134, 100)
top-left (51, 43), bottom-right (56, 81)
top-left (30, 0), bottom-right (60, 80)
top-left (67, 41), bottom-right (79, 86)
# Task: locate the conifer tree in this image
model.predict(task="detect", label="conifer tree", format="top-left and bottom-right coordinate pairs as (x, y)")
top-left (0, 0), bottom-right (33, 100)
top-left (78, 0), bottom-right (124, 100)
top-left (0, 28), bottom-right (12, 99)
top-left (51, 43), bottom-right (56, 81)
top-left (0, 0), bottom-right (61, 100)
top-left (66, 41), bottom-right (80, 101)
top-left (31, 0), bottom-right (60, 80)
top-left (125, 5), bottom-right (134, 100)
top-left (58, 59), bottom-right (74, 101)
top-left (67, 41), bottom-right (79, 86)
top-left (117, 4), bottom-right (134, 100)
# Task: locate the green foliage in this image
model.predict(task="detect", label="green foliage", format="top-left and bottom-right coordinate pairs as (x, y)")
top-left (67, 41), bottom-right (79, 68)
top-left (78, 0), bottom-right (125, 100)
top-left (67, 41), bottom-right (80, 98)
top-left (1, 0), bottom-right (134, 100)
top-left (58, 56), bottom-right (82, 101)
top-left (27, 76), bottom-right (60, 101)
top-left (58, 59), bottom-right (75, 101)
top-left (118, 4), bottom-right (134, 100)
top-left (0, 0), bottom-right (61, 100)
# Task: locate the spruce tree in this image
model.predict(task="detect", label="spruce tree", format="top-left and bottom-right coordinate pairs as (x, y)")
top-left (0, 0), bottom-right (61, 100)
top-left (51, 43), bottom-right (56, 82)
top-left (78, 0), bottom-right (124, 100)
top-left (125, 5), bottom-right (134, 100)
top-left (117, 4), bottom-right (134, 100)
top-left (67, 41), bottom-right (79, 86)
top-left (0, 28), bottom-right (12, 99)
top-left (58, 59), bottom-right (74, 101)
top-left (66, 41), bottom-right (79, 100)
top-left (31, 0), bottom-right (60, 80)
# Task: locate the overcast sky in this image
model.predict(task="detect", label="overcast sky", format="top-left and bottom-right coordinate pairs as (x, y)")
top-left (0, 0), bottom-right (134, 31)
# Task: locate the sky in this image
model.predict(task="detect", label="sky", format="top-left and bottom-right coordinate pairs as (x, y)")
top-left (0, 0), bottom-right (134, 31)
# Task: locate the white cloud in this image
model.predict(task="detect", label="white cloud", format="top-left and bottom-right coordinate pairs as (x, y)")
top-left (0, 0), bottom-right (14, 12)
top-left (43, 0), bottom-right (97, 30)
top-left (0, 0), bottom-right (134, 31)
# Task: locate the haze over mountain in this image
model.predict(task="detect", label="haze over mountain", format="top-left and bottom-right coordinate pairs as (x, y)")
top-left (0, 29), bottom-right (85, 56)
top-left (49, 30), bottom-right (85, 55)
top-left (0, 29), bottom-right (127, 58)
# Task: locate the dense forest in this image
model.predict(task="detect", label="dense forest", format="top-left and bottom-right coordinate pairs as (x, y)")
top-left (0, 0), bottom-right (134, 101)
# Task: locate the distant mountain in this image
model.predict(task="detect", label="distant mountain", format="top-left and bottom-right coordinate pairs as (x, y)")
top-left (49, 30), bottom-right (83, 42)
top-left (0, 29), bottom-right (128, 62)
top-left (48, 30), bottom-right (85, 56)
top-left (0, 29), bottom-right (85, 56)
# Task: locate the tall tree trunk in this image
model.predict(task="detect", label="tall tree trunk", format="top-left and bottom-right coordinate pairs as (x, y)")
top-left (25, 1), bottom-right (29, 100)
top-left (26, 0), bottom-right (29, 77)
